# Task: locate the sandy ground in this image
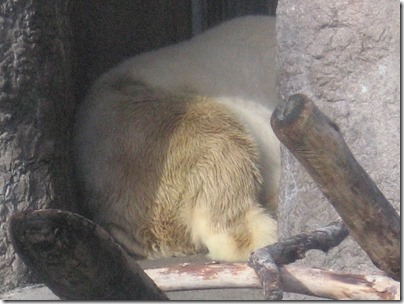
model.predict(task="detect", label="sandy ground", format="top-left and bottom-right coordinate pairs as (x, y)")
top-left (0, 255), bottom-right (266, 301)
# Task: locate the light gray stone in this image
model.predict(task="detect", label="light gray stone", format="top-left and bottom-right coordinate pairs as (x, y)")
top-left (0, 284), bottom-right (60, 301)
top-left (276, 0), bottom-right (399, 300)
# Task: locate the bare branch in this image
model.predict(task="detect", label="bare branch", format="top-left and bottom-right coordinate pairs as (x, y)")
top-left (248, 220), bottom-right (349, 299)
top-left (251, 220), bottom-right (349, 265)
top-left (8, 209), bottom-right (399, 301)
top-left (144, 263), bottom-right (400, 300)
top-left (270, 94), bottom-right (400, 281)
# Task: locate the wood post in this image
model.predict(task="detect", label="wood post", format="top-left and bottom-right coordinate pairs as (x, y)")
top-left (270, 94), bottom-right (400, 281)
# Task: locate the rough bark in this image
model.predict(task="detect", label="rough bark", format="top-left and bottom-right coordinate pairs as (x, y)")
top-left (248, 220), bottom-right (349, 299)
top-left (9, 209), bottom-right (168, 300)
top-left (0, 0), bottom-right (77, 292)
top-left (1, 0), bottom-right (195, 293)
top-left (9, 209), bottom-right (398, 300)
top-left (276, 0), bottom-right (400, 298)
top-left (271, 94), bottom-right (400, 280)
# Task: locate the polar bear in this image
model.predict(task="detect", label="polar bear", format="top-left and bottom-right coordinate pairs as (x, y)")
top-left (74, 16), bottom-right (280, 261)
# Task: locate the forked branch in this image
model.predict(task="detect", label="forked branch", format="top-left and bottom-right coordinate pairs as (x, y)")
top-left (248, 220), bottom-right (349, 299)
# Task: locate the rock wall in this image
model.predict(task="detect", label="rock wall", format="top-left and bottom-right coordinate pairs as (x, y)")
top-left (276, 0), bottom-right (400, 299)
top-left (0, 0), bottom-right (195, 293)
top-left (1, 0), bottom-right (398, 298)
top-left (0, 0), bottom-right (77, 292)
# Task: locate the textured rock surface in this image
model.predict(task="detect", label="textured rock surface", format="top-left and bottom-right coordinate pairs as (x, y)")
top-left (1, 0), bottom-right (399, 299)
top-left (0, 0), bottom-right (77, 293)
top-left (0, 0), bottom-right (194, 294)
top-left (276, 0), bottom-right (400, 299)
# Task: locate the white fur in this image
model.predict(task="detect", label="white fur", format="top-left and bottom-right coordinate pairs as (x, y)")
top-left (100, 16), bottom-right (281, 208)
top-left (102, 16), bottom-right (278, 107)
top-left (76, 16), bottom-right (280, 261)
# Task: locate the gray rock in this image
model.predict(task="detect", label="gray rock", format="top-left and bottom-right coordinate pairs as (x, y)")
top-left (0, 284), bottom-right (60, 301)
top-left (0, 0), bottom-right (77, 292)
top-left (276, 0), bottom-right (399, 300)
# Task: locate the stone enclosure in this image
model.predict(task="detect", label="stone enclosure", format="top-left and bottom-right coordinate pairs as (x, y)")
top-left (0, 0), bottom-right (399, 300)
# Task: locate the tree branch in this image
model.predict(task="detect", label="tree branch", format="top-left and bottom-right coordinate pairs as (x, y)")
top-left (248, 220), bottom-right (349, 299)
top-left (9, 209), bottom-right (168, 300)
top-left (8, 209), bottom-right (399, 300)
top-left (144, 263), bottom-right (400, 300)
top-left (270, 94), bottom-right (400, 281)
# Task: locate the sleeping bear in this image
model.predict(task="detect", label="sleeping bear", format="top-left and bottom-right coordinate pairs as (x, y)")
top-left (74, 16), bottom-right (280, 261)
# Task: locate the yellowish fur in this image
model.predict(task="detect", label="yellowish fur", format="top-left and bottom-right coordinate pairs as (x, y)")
top-left (75, 16), bottom-right (280, 261)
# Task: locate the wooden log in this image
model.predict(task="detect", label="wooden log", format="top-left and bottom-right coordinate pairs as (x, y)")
top-left (279, 265), bottom-right (400, 300)
top-left (8, 209), bottom-right (168, 301)
top-left (248, 220), bottom-right (349, 299)
top-left (144, 263), bottom-right (400, 300)
top-left (248, 249), bottom-right (281, 299)
top-left (270, 94), bottom-right (400, 281)
top-left (8, 209), bottom-right (399, 300)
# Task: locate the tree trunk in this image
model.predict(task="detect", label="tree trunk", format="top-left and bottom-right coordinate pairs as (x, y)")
top-left (0, 0), bottom-right (77, 292)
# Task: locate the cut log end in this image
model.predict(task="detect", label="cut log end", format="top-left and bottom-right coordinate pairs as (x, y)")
top-left (271, 93), bottom-right (308, 123)
top-left (9, 209), bottom-right (168, 301)
top-left (270, 94), bottom-right (400, 281)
